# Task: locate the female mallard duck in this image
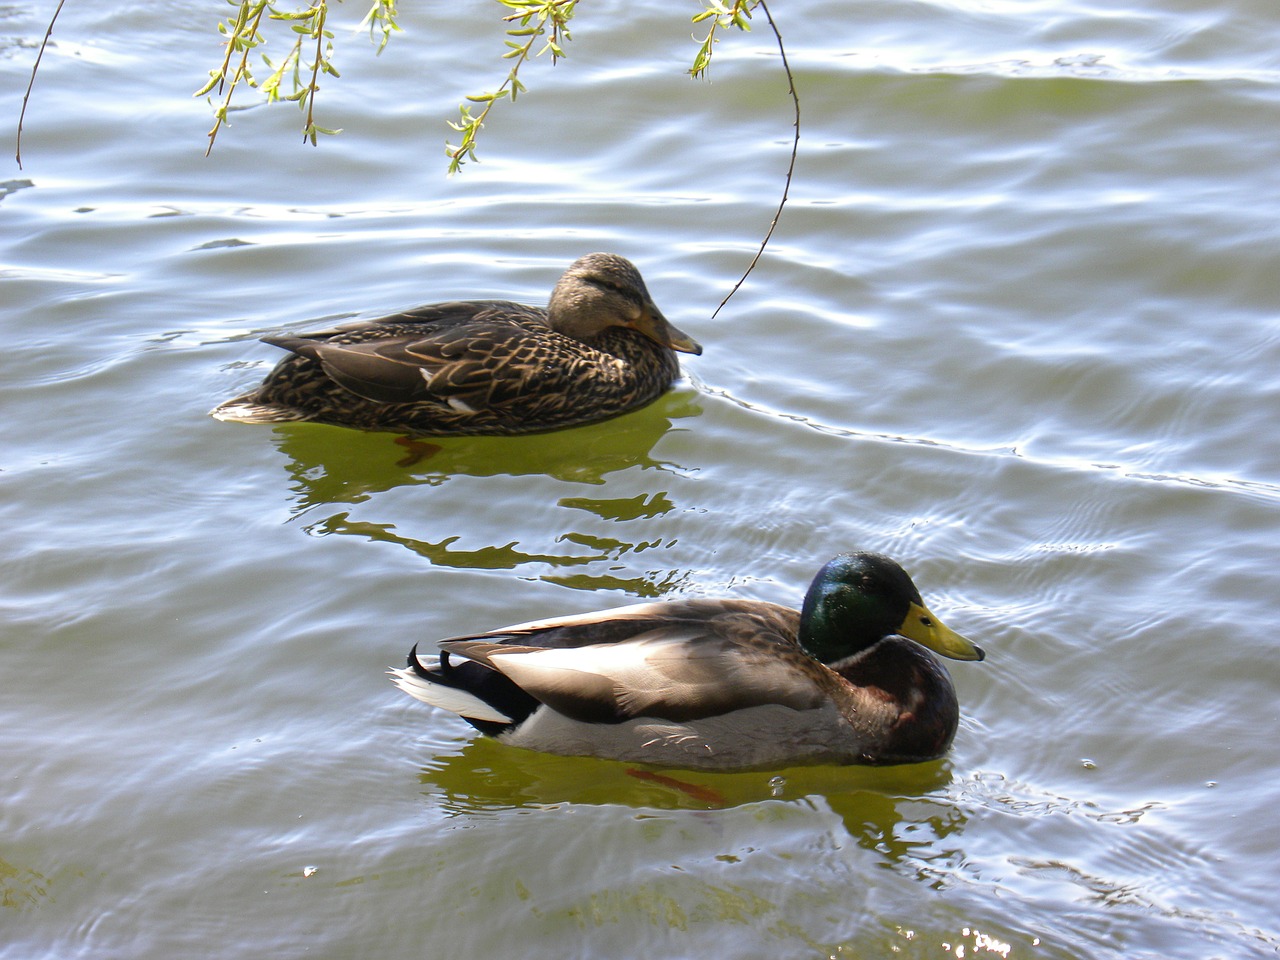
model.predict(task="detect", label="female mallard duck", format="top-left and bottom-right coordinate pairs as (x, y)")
top-left (390, 553), bottom-right (985, 770)
top-left (211, 253), bottom-right (701, 435)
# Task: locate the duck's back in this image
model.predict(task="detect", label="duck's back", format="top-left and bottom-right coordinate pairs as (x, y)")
top-left (211, 300), bottom-right (680, 435)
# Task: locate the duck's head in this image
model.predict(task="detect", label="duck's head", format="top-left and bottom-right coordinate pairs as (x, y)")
top-left (798, 552), bottom-right (985, 665)
top-left (547, 253), bottom-right (702, 355)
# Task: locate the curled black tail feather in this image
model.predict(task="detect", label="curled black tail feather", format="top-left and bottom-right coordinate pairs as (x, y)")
top-left (408, 643), bottom-right (432, 678)
top-left (407, 642), bottom-right (542, 736)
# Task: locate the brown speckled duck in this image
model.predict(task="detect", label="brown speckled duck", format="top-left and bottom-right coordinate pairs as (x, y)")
top-left (211, 253), bottom-right (701, 436)
top-left (390, 553), bottom-right (985, 771)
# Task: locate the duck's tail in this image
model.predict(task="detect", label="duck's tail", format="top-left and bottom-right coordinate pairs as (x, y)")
top-left (209, 396), bottom-right (310, 424)
top-left (389, 645), bottom-right (529, 735)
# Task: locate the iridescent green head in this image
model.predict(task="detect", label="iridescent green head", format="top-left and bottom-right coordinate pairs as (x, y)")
top-left (797, 552), bottom-right (985, 665)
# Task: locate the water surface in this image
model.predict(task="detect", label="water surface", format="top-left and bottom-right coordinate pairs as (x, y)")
top-left (3, 1), bottom-right (1279, 957)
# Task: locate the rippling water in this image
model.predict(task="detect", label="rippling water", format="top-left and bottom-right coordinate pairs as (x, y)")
top-left (3, 1), bottom-right (1279, 957)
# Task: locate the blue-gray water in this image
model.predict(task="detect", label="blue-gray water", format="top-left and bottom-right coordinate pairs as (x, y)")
top-left (3, 1), bottom-right (1279, 957)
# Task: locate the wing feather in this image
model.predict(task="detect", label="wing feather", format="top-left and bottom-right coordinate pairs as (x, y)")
top-left (437, 601), bottom-right (826, 724)
top-left (264, 302), bottom-right (597, 410)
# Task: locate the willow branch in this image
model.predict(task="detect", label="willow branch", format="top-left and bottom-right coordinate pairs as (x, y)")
top-left (303, 1), bottom-right (327, 143)
top-left (203, 1), bottom-right (271, 157)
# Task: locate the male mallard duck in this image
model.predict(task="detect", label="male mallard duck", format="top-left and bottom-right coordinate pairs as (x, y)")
top-left (390, 553), bottom-right (985, 770)
top-left (211, 253), bottom-right (701, 435)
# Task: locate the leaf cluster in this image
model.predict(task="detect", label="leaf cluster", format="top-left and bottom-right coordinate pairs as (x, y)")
top-left (690, 0), bottom-right (760, 79)
top-left (18, 0), bottom-right (761, 171)
top-left (196, 0), bottom-right (400, 153)
top-left (193, 0), bottom-right (755, 167)
top-left (446, 0), bottom-right (758, 172)
top-left (446, 0), bottom-right (577, 173)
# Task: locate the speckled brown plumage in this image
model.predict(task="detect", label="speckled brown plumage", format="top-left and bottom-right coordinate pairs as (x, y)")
top-left (211, 253), bottom-right (701, 436)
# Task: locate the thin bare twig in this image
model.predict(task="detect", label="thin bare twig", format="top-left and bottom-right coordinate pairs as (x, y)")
top-left (16, 0), bottom-right (68, 169)
top-left (710, 0), bottom-right (798, 321)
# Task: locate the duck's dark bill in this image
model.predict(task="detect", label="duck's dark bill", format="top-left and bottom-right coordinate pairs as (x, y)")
top-left (665, 326), bottom-right (703, 355)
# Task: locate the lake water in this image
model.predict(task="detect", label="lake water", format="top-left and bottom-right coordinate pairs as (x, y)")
top-left (3, 1), bottom-right (1279, 957)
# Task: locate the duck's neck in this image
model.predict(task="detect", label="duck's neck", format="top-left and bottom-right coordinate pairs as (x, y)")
top-left (592, 329), bottom-right (680, 385)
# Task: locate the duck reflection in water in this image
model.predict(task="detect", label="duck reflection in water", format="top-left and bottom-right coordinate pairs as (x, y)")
top-left (413, 734), bottom-right (966, 867)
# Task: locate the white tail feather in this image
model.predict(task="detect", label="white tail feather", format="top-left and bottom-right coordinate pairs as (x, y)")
top-left (209, 400), bottom-right (307, 423)
top-left (388, 665), bottom-right (513, 725)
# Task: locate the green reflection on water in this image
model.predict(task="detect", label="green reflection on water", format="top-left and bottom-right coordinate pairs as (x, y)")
top-left (559, 492), bottom-right (677, 522)
top-left (253, 388), bottom-right (703, 594)
top-left (265, 387), bottom-right (702, 510)
top-left (417, 736), bottom-right (957, 824)
top-left (0, 856), bottom-right (55, 911)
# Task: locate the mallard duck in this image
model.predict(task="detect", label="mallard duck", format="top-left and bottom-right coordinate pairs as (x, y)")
top-left (211, 253), bottom-right (701, 436)
top-left (390, 553), bottom-right (985, 770)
